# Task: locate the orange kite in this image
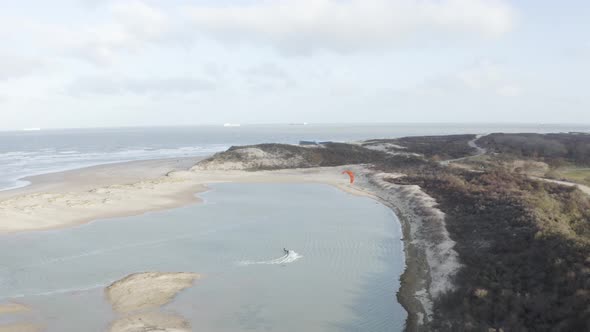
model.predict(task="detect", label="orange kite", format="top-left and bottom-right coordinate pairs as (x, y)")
top-left (342, 170), bottom-right (355, 184)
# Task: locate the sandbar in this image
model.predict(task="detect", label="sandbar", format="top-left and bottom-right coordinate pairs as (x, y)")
top-left (0, 158), bottom-right (370, 234)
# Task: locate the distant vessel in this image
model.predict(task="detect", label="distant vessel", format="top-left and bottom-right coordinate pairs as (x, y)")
top-left (22, 128), bottom-right (41, 131)
top-left (223, 123), bottom-right (241, 127)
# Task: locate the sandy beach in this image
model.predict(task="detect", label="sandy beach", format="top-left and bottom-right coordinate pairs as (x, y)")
top-left (0, 158), bottom-right (373, 234)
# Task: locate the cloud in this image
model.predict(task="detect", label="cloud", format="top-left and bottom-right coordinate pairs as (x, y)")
top-left (456, 60), bottom-right (522, 97)
top-left (202, 62), bottom-right (228, 78)
top-left (0, 1), bottom-right (171, 66)
top-left (403, 59), bottom-right (523, 98)
top-left (186, 0), bottom-right (516, 54)
top-left (56, 1), bottom-right (171, 65)
top-left (0, 56), bottom-right (46, 80)
top-left (3, 0), bottom-right (516, 68)
top-left (496, 84), bottom-right (522, 97)
top-left (241, 63), bottom-right (296, 89)
top-left (68, 76), bottom-right (216, 96)
top-left (242, 63), bottom-right (291, 81)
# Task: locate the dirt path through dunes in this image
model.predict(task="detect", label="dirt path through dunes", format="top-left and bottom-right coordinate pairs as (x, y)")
top-left (533, 177), bottom-right (590, 196)
top-left (440, 135), bottom-right (487, 166)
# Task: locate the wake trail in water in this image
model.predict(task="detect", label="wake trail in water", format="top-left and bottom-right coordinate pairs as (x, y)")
top-left (0, 233), bottom-right (194, 273)
top-left (1, 222), bottom-right (252, 273)
top-left (4, 283), bottom-right (106, 300)
top-left (238, 250), bottom-right (302, 266)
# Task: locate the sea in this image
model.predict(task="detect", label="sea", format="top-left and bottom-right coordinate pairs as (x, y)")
top-left (1, 123), bottom-right (588, 191)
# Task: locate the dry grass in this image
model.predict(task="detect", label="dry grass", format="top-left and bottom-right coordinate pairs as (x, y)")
top-left (551, 167), bottom-right (590, 186)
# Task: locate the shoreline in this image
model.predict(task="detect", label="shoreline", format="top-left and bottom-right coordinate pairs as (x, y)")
top-left (0, 157), bottom-right (443, 331)
top-left (0, 157), bottom-right (205, 198)
top-left (0, 159), bottom-right (376, 234)
top-left (0, 155), bottom-right (211, 194)
top-left (0, 157), bottom-right (207, 234)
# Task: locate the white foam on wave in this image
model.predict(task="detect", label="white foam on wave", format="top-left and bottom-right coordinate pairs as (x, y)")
top-left (0, 144), bottom-right (229, 191)
top-left (238, 250), bottom-right (303, 266)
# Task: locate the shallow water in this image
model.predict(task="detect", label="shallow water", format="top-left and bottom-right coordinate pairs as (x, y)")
top-left (0, 183), bottom-right (405, 331)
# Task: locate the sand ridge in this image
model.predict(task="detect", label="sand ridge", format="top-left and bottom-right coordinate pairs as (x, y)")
top-left (0, 323), bottom-right (41, 332)
top-left (0, 303), bottom-right (29, 314)
top-left (109, 312), bottom-right (191, 332)
top-left (106, 272), bottom-right (200, 314)
top-left (106, 272), bottom-right (200, 332)
top-left (0, 303), bottom-right (40, 332)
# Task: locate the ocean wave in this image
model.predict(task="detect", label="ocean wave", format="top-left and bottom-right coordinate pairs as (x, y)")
top-left (0, 144), bottom-right (229, 191)
top-left (238, 250), bottom-right (302, 266)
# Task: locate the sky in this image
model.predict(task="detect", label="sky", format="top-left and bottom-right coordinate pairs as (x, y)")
top-left (0, 0), bottom-right (589, 129)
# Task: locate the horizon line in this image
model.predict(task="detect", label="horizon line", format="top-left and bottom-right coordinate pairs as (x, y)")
top-left (3, 121), bottom-right (590, 132)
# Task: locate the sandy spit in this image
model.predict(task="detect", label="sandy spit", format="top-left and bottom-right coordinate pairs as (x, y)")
top-left (109, 312), bottom-right (190, 332)
top-left (0, 303), bottom-right (41, 332)
top-left (0, 323), bottom-right (41, 332)
top-left (106, 272), bottom-right (200, 314)
top-left (0, 159), bottom-right (369, 234)
top-left (0, 303), bottom-right (29, 314)
top-left (106, 272), bottom-right (199, 332)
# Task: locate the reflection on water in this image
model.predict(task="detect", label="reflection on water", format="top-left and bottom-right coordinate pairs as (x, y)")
top-left (0, 184), bottom-right (406, 331)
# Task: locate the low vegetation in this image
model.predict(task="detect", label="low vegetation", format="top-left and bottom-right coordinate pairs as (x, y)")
top-left (364, 134), bottom-right (477, 160)
top-left (390, 167), bottom-right (590, 331)
top-left (478, 133), bottom-right (590, 166)
top-left (198, 143), bottom-right (387, 170)
top-left (547, 167), bottom-right (590, 187)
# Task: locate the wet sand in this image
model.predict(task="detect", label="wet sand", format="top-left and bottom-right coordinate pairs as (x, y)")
top-left (0, 303), bottom-right (40, 332)
top-left (0, 303), bottom-right (29, 315)
top-left (106, 272), bottom-right (200, 332)
top-left (106, 272), bottom-right (200, 314)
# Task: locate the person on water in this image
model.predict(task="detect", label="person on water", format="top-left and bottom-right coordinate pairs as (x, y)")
top-left (283, 248), bottom-right (289, 255)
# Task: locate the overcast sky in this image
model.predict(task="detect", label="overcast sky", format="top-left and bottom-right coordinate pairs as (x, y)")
top-left (0, 0), bottom-right (588, 129)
